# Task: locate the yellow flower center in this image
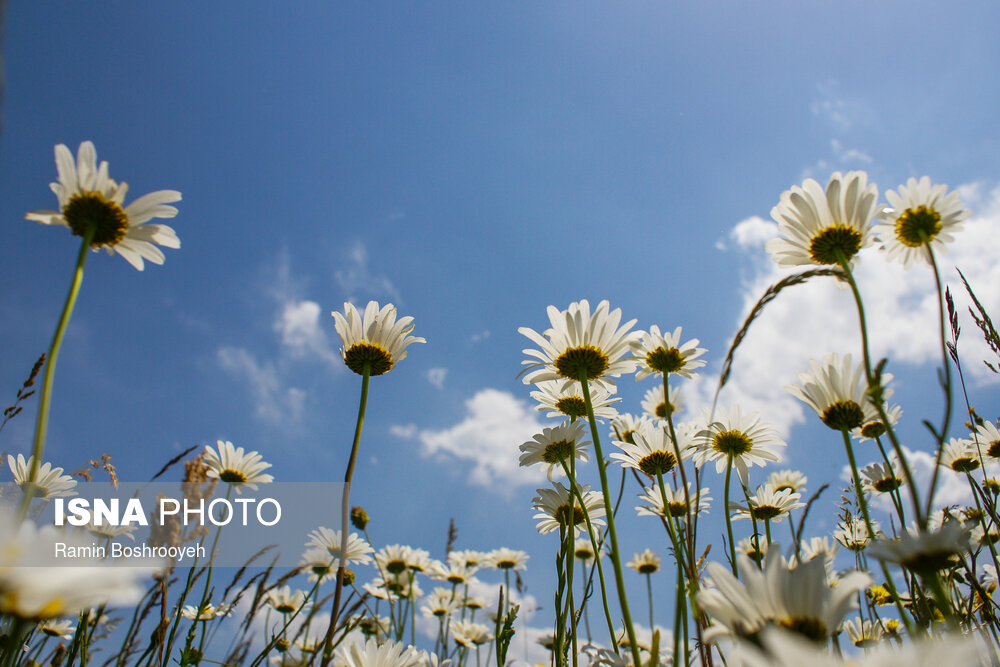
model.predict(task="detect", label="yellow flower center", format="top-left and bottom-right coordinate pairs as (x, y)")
top-left (554, 504), bottom-right (586, 527)
top-left (895, 205), bottom-right (942, 247)
top-left (809, 224), bottom-right (863, 264)
top-left (541, 439), bottom-right (576, 464)
top-left (950, 457), bottom-right (980, 473)
top-left (777, 616), bottom-right (828, 641)
top-left (554, 396), bottom-right (587, 418)
top-left (64, 192), bottom-right (129, 247)
top-left (646, 346), bottom-right (685, 374)
top-left (713, 429), bottom-right (753, 457)
top-left (219, 469), bottom-right (248, 484)
top-left (821, 400), bottom-right (864, 431)
top-left (344, 342), bottom-right (394, 376)
top-left (637, 451), bottom-right (677, 476)
top-left (636, 562), bottom-right (658, 574)
top-left (668, 501), bottom-right (688, 517)
top-left (654, 401), bottom-right (675, 419)
top-left (554, 345), bottom-right (609, 381)
top-left (872, 477), bottom-right (902, 493)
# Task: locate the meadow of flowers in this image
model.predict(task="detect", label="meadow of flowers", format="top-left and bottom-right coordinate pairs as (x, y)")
top-left (4, 142), bottom-right (1000, 667)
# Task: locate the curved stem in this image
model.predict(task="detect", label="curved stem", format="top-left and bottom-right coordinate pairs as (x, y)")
top-left (723, 456), bottom-right (738, 576)
top-left (923, 242), bottom-right (955, 518)
top-left (322, 363), bottom-right (371, 666)
top-left (20, 230), bottom-right (94, 520)
top-left (578, 373), bottom-right (641, 667)
top-left (836, 254), bottom-right (923, 524)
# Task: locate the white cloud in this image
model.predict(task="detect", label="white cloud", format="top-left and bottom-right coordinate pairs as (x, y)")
top-left (393, 389), bottom-right (550, 492)
top-left (831, 139), bottom-right (872, 164)
top-left (810, 79), bottom-right (871, 132)
top-left (216, 346), bottom-right (305, 424)
top-left (274, 299), bottom-right (340, 367)
top-left (426, 367), bottom-right (448, 389)
top-left (471, 330), bottom-right (491, 343)
top-left (691, 181), bottom-right (1000, 438)
top-left (335, 241), bottom-right (400, 303)
top-left (726, 216), bottom-right (778, 250)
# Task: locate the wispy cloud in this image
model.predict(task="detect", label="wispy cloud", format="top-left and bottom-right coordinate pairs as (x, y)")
top-left (695, 181), bottom-right (1000, 438)
top-left (335, 241), bottom-right (400, 304)
top-left (810, 79), bottom-right (871, 132)
top-left (216, 346), bottom-right (306, 424)
top-left (426, 367), bottom-right (447, 389)
top-left (392, 389), bottom-right (550, 492)
top-left (274, 299), bottom-right (340, 368)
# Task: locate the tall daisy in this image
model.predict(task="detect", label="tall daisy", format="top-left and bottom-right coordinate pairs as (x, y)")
top-left (203, 440), bottom-right (274, 492)
top-left (331, 301), bottom-right (425, 376)
top-left (531, 482), bottom-right (606, 537)
top-left (519, 420), bottom-right (590, 480)
top-left (7, 454), bottom-right (76, 499)
top-left (692, 405), bottom-right (786, 485)
top-left (610, 420), bottom-right (687, 477)
top-left (636, 483), bottom-right (712, 520)
top-left (765, 171), bottom-right (878, 267)
top-left (519, 299), bottom-right (638, 391)
top-left (26, 141), bottom-right (182, 270)
top-left (641, 384), bottom-right (684, 422)
top-left (530, 380), bottom-right (620, 420)
top-left (786, 353), bottom-right (872, 432)
top-left (875, 176), bottom-right (970, 268)
top-left (332, 637), bottom-right (423, 667)
top-left (630, 325), bottom-right (706, 381)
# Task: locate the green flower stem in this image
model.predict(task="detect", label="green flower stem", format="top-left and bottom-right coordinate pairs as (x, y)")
top-left (560, 460), bottom-right (618, 652)
top-left (645, 572), bottom-right (655, 637)
top-left (841, 427), bottom-right (916, 636)
top-left (578, 373), bottom-right (642, 667)
top-left (966, 474), bottom-right (1000, 581)
top-left (321, 362), bottom-right (371, 667)
top-left (922, 241), bottom-right (955, 519)
top-left (873, 435), bottom-right (907, 527)
top-left (19, 228), bottom-right (95, 521)
top-left (723, 455), bottom-right (739, 577)
top-left (662, 375), bottom-right (696, 571)
top-left (835, 255), bottom-right (923, 524)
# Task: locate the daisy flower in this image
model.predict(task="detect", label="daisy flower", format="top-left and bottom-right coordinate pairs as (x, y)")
top-left (532, 482), bottom-right (606, 537)
top-left (636, 483), bottom-right (711, 520)
top-left (518, 420), bottom-right (591, 480)
top-left (629, 325), bottom-right (707, 380)
top-left (735, 535), bottom-right (770, 564)
top-left (428, 559), bottom-right (479, 586)
top-left (610, 420), bottom-right (687, 477)
top-left (767, 469), bottom-right (807, 494)
top-left (0, 516), bottom-right (157, 619)
top-left (834, 515), bottom-right (879, 551)
top-left (37, 619), bottom-right (75, 639)
top-left (940, 437), bottom-right (983, 473)
top-left (844, 617), bottom-right (884, 648)
top-left (519, 299), bottom-right (638, 392)
top-left (609, 413), bottom-right (652, 445)
top-left (421, 587), bottom-right (462, 618)
top-left (484, 547), bottom-right (529, 571)
top-left (853, 402), bottom-right (902, 442)
top-left (203, 440), bottom-right (273, 492)
top-left (305, 527), bottom-right (374, 567)
top-left (333, 637), bottom-right (424, 667)
top-left (26, 141), bottom-right (182, 270)
top-left (640, 384), bottom-right (684, 422)
top-left (7, 454), bottom-right (77, 499)
top-left (299, 547), bottom-right (340, 585)
top-left (973, 420), bottom-right (1000, 459)
top-left (374, 544), bottom-right (426, 575)
top-left (786, 353), bottom-right (876, 431)
top-left (692, 405), bottom-right (786, 485)
top-left (331, 301), bottom-right (425, 376)
top-left (765, 171), bottom-right (878, 267)
top-left (530, 380), bottom-right (620, 420)
top-left (867, 521), bottom-right (972, 576)
top-left (265, 586), bottom-right (311, 614)
top-left (181, 602), bottom-right (232, 620)
top-left (449, 619), bottom-right (493, 647)
top-left (860, 460), bottom-right (904, 494)
top-left (573, 537), bottom-right (596, 561)
top-left (447, 549), bottom-right (490, 569)
top-left (626, 549), bottom-right (660, 574)
top-left (729, 484), bottom-right (803, 524)
top-left (796, 537), bottom-right (840, 573)
top-left (697, 544), bottom-right (870, 644)
top-left (875, 176), bottom-right (970, 268)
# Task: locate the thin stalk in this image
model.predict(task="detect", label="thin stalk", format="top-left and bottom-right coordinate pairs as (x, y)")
top-left (321, 363), bottom-right (371, 666)
top-left (922, 242), bottom-right (955, 518)
top-left (578, 373), bottom-right (642, 666)
top-left (20, 229), bottom-right (94, 520)
top-left (723, 456), bottom-right (738, 576)
top-left (836, 254), bottom-right (922, 523)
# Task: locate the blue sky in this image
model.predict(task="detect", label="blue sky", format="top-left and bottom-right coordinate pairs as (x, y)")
top-left (2, 2), bottom-right (1000, 661)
